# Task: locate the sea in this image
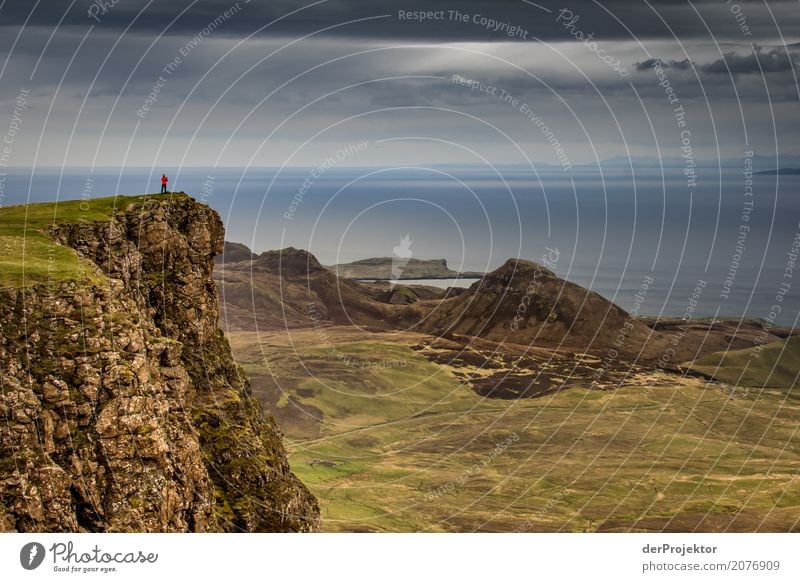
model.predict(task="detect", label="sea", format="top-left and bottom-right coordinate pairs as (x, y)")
top-left (1, 164), bottom-right (798, 326)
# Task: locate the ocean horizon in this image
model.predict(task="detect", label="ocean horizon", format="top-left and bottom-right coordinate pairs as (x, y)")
top-left (2, 164), bottom-right (798, 326)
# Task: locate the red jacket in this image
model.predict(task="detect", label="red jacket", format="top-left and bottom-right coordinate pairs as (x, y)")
top-left (161, 175), bottom-right (168, 184)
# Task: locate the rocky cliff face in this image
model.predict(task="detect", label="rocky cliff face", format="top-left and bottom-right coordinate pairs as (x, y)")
top-left (0, 195), bottom-right (319, 532)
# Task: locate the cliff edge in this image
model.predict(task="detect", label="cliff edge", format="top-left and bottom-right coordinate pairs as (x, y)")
top-left (0, 193), bottom-right (319, 532)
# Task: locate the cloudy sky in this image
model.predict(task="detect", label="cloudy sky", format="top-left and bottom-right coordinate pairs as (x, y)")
top-left (0, 0), bottom-right (798, 168)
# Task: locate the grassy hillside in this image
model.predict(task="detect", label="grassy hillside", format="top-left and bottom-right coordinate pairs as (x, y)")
top-left (229, 327), bottom-right (800, 532)
top-left (685, 336), bottom-right (800, 390)
top-left (0, 193), bottom-right (185, 287)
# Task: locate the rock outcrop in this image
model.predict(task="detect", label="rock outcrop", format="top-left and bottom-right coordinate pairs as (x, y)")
top-left (214, 241), bottom-right (257, 264)
top-left (0, 195), bottom-right (319, 532)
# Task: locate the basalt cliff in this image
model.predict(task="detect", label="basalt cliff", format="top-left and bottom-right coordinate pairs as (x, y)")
top-left (0, 194), bottom-right (319, 532)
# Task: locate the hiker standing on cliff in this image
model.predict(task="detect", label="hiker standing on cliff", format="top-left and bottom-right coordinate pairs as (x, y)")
top-left (161, 174), bottom-right (168, 194)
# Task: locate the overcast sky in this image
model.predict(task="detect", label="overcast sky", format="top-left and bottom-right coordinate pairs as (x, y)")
top-left (0, 0), bottom-right (798, 167)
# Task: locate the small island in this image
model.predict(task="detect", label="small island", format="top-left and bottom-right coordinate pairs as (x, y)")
top-left (326, 257), bottom-right (484, 280)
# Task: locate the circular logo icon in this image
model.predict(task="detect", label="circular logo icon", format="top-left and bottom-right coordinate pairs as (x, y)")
top-left (20, 542), bottom-right (46, 570)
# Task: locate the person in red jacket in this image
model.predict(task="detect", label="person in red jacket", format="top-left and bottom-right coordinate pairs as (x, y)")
top-left (161, 174), bottom-right (168, 193)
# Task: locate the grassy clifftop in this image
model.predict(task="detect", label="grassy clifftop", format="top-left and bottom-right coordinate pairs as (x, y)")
top-left (0, 193), bottom-right (184, 287)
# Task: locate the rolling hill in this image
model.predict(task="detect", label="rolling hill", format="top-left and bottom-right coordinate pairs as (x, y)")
top-left (400, 258), bottom-right (661, 356)
top-left (685, 336), bottom-right (800, 390)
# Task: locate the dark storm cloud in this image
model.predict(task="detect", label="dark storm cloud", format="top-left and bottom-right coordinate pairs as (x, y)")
top-left (634, 46), bottom-right (798, 76)
top-left (358, 53), bottom-right (798, 115)
top-left (702, 46), bottom-right (798, 74)
top-left (0, 0), bottom-right (796, 166)
top-left (1, 0), bottom-right (798, 41)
